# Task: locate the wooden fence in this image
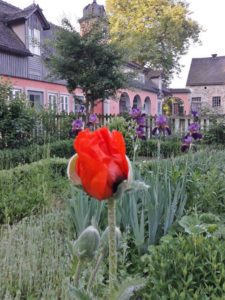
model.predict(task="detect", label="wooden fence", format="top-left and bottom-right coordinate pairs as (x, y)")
top-left (32, 112), bottom-right (217, 142)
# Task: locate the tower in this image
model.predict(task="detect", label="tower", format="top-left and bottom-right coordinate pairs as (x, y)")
top-left (79, 0), bottom-right (107, 36)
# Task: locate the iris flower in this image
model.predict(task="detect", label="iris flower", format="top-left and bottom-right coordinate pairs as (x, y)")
top-left (152, 115), bottom-right (171, 136)
top-left (69, 119), bottom-right (83, 137)
top-left (181, 135), bottom-right (192, 152)
top-left (130, 108), bottom-right (142, 118)
top-left (87, 114), bottom-right (98, 127)
top-left (189, 123), bottom-right (202, 140)
top-left (67, 127), bottom-right (132, 201)
top-left (136, 126), bottom-right (146, 140)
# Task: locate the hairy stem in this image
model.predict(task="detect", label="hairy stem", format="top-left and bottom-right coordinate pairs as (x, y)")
top-left (108, 198), bottom-right (117, 293)
top-left (74, 259), bottom-right (82, 288)
top-left (87, 252), bottom-right (104, 292)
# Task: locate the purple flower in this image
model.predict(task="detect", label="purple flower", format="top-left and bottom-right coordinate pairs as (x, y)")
top-left (189, 123), bottom-right (199, 132)
top-left (72, 119), bottom-right (83, 129)
top-left (181, 135), bottom-right (192, 153)
top-left (189, 123), bottom-right (202, 140)
top-left (137, 117), bottom-right (145, 126)
top-left (136, 126), bottom-right (146, 140)
top-left (191, 111), bottom-right (198, 118)
top-left (79, 105), bottom-right (85, 113)
top-left (130, 108), bottom-right (142, 118)
top-left (156, 115), bottom-right (167, 126)
top-left (152, 115), bottom-right (171, 136)
top-left (89, 114), bottom-right (98, 123)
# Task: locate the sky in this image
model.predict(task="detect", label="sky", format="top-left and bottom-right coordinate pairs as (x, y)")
top-left (5, 0), bottom-right (225, 88)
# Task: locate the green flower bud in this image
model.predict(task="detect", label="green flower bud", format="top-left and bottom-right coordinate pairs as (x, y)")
top-left (75, 226), bottom-right (100, 261)
top-left (100, 226), bottom-right (121, 256)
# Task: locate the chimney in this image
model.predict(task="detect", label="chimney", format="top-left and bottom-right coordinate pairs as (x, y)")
top-left (211, 54), bottom-right (217, 58)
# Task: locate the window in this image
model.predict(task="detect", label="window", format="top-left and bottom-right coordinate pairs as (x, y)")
top-left (212, 96), bottom-right (221, 107)
top-left (10, 88), bottom-right (22, 99)
top-left (60, 95), bottom-right (69, 113)
top-left (191, 97), bottom-right (201, 112)
top-left (157, 101), bottom-right (162, 115)
top-left (27, 91), bottom-right (44, 112)
top-left (28, 28), bottom-right (41, 55)
top-left (74, 95), bottom-right (85, 113)
top-left (48, 93), bottom-right (58, 111)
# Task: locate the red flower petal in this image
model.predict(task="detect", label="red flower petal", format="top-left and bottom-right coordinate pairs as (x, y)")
top-left (74, 127), bottom-right (128, 200)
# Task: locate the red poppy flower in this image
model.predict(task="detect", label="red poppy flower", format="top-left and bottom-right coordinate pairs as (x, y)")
top-left (67, 127), bottom-right (130, 201)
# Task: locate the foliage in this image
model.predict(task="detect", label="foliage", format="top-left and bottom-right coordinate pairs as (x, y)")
top-left (0, 209), bottom-right (72, 299)
top-left (106, 0), bottom-right (201, 82)
top-left (0, 158), bottom-right (69, 224)
top-left (139, 139), bottom-right (181, 158)
top-left (179, 213), bottom-right (225, 237)
top-left (67, 188), bottom-right (105, 238)
top-left (203, 117), bottom-right (225, 145)
top-left (0, 78), bottom-right (35, 149)
top-left (139, 234), bottom-right (225, 299)
top-left (44, 19), bottom-right (131, 112)
top-left (107, 116), bottom-right (137, 159)
top-left (0, 139), bottom-right (74, 170)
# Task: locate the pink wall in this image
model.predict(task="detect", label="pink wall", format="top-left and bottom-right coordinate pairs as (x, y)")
top-left (170, 93), bottom-right (190, 115)
top-left (2, 75), bottom-right (83, 112)
top-left (2, 75), bottom-right (190, 115)
top-left (110, 89), bottom-right (159, 115)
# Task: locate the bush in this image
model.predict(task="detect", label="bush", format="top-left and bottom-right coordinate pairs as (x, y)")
top-left (107, 116), bottom-right (136, 159)
top-left (203, 117), bottom-right (225, 145)
top-left (0, 158), bottom-right (69, 224)
top-left (139, 234), bottom-right (225, 299)
top-left (139, 139), bottom-right (181, 158)
top-left (0, 79), bottom-right (35, 149)
top-left (0, 139), bottom-right (74, 170)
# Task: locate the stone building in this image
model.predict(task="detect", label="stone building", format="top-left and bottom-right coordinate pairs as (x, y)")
top-left (186, 54), bottom-right (225, 114)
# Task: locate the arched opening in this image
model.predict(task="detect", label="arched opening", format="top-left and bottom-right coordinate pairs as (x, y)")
top-left (132, 95), bottom-right (142, 110)
top-left (163, 97), bottom-right (185, 116)
top-left (119, 92), bottom-right (130, 113)
top-left (144, 97), bottom-right (151, 115)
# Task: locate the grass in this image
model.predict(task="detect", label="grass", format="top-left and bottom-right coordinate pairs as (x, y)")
top-left (0, 209), bottom-right (73, 299)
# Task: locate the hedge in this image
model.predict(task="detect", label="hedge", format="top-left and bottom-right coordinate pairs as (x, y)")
top-left (0, 158), bottom-right (68, 224)
top-left (0, 138), bottom-right (184, 170)
top-left (0, 139), bottom-right (74, 170)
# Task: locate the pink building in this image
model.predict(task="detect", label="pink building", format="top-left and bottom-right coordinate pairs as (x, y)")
top-left (0, 0), bottom-right (190, 116)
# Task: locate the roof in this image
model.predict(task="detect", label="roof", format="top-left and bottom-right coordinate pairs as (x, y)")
top-left (186, 55), bottom-right (225, 86)
top-left (170, 88), bottom-right (191, 94)
top-left (0, 22), bottom-right (31, 56)
top-left (0, 1), bottom-right (50, 57)
top-left (6, 4), bottom-right (50, 30)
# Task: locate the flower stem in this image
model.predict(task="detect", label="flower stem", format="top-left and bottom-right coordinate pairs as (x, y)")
top-left (108, 198), bottom-right (117, 293)
top-left (87, 252), bottom-right (104, 292)
top-left (74, 259), bottom-right (82, 288)
top-left (157, 137), bottom-right (161, 160)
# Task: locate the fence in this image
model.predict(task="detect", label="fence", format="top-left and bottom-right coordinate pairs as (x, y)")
top-left (32, 112), bottom-right (214, 142)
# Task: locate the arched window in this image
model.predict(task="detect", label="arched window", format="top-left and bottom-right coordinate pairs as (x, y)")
top-left (119, 93), bottom-right (130, 113)
top-left (144, 97), bottom-right (151, 115)
top-left (132, 95), bottom-right (141, 109)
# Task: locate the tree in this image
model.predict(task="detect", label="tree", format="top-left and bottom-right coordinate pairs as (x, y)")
top-left (44, 19), bottom-right (132, 113)
top-left (106, 0), bottom-right (201, 82)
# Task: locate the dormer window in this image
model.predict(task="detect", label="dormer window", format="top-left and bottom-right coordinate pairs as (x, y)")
top-left (28, 28), bottom-right (40, 55)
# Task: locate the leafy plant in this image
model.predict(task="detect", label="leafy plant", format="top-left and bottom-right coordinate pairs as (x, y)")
top-left (139, 234), bottom-right (225, 299)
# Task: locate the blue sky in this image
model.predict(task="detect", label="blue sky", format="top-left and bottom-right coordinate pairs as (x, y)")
top-left (5, 0), bottom-right (225, 88)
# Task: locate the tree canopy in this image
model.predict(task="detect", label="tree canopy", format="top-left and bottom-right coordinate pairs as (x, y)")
top-left (106, 0), bottom-right (201, 82)
top-left (44, 19), bottom-right (131, 113)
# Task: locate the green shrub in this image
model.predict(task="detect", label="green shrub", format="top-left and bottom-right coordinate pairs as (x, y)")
top-left (107, 116), bottom-right (136, 159)
top-left (203, 118), bottom-right (225, 145)
top-left (139, 234), bottom-right (225, 299)
top-left (139, 139), bottom-right (181, 158)
top-left (0, 158), bottom-right (69, 224)
top-left (0, 139), bottom-right (74, 170)
top-left (0, 79), bottom-right (35, 149)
